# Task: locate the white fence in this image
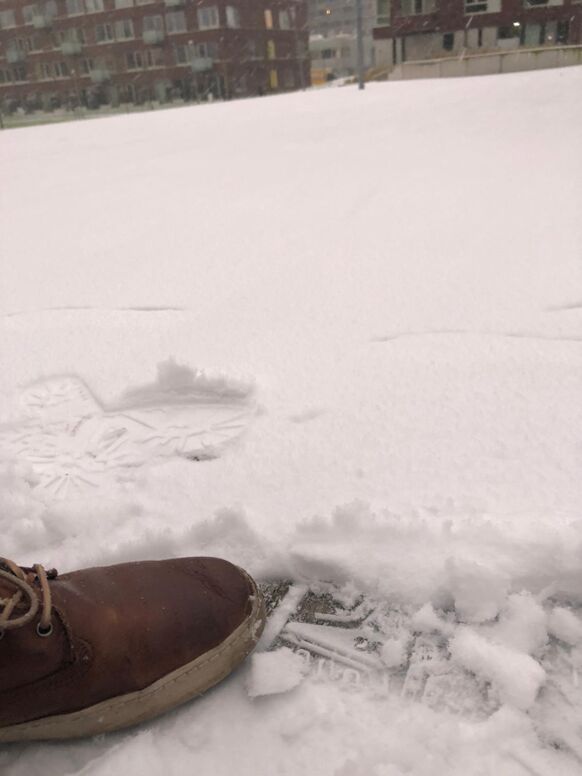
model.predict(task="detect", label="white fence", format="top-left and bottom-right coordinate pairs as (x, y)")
top-left (388, 45), bottom-right (582, 80)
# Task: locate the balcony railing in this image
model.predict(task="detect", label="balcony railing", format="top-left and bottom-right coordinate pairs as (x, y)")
top-left (191, 56), bottom-right (213, 72)
top-left (90, 68), bottom-right (110, 83)
top-left (32, 13), bottom-right (51, 29)
top-left (143, 29), bottom-right (165, 44)
top-left (61, 41), bottom-right (83, 55)
top-left (6, 48), bottom-right (26, 64)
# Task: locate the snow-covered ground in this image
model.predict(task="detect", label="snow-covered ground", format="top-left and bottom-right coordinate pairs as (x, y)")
top-left (1, 66), bottom-right (582, 775)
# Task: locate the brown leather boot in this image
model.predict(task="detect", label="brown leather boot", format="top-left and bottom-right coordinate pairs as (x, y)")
top-left (0, 556), bottom-right (265, 742)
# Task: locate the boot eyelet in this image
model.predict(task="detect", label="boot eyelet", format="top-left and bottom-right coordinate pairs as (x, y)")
top-left (36, 623), bottom-right (53, 638)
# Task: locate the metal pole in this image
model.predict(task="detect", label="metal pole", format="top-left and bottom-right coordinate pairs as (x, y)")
top-left (356, 0), bottom-right (365, 90)
top-left (296, 1), bottom-right (306, 90)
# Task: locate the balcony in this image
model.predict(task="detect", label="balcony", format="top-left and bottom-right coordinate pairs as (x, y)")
top-left (143, 29), bottom-right (165, 44)
top-left (6, 48), bottom-right (26, 64)
top-left (191, 56), bottom-right (213, 73)
top-left (32, 13), bottom-right (51, 29)
top-left (61, 41), bottom-right (83, 55)
top-left (90, 68), bottom-right (110, 83)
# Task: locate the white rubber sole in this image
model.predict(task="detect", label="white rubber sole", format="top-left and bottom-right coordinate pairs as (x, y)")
top-left (0, 577), bottom-right (265, 743)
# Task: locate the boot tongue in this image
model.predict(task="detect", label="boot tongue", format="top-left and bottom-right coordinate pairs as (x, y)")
top-left (0, 579), bottom-right (17, 600)
top-left (0, 563), bottom-right (26, 600)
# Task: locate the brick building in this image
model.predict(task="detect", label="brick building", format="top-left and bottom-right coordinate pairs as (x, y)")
top-left (373, 0), bottom-right (581, 65)
top-left (0, 0), bottom-right (309, 112)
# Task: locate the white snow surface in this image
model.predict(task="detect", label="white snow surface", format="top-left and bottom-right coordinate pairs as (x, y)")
top-left (1, 67), bottom-right (582, 774)
top-left (246, 647), bottom-right (307, 698)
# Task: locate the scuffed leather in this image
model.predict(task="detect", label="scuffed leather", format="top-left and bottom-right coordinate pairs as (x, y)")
top-left (0, 558), bottom-right (253, 727)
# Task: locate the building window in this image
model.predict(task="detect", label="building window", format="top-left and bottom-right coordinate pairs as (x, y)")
top-left (8, 37), bottom-right (28, 53)
top-left (522, 22), bottom-right (541, 45)
top-left (283, 68), bottom-right (295, 87)
top-left (143, 14), bottom-right (163, 31)
top-left (556, 19), bottom-right (569, 43)
top-left (114, 18), bottom-right (134, 38)
top-left (41, 60), bottom-right (70, 77)
top-left (12, 65), bottom-right (27, 81)
top-left (524, 0), bottom-right (548, 5)
top-left (66, 0), bottom-right (84, 15)
top-left (81, 57), bottom-right (94, 72)
top-left (226, 6), bottom-right (240, 27)
top-left (197, 40), bottom-right (217, 57)
top-left (114, 0), bottom-right (134, 7)
top-left (126, 51), bottom-right (143, 69)
top-left (264, 9), bottom-right (273, 28)
top-left (23, 5), bottom-right (35, 24)
top-left (278, 9), bottom-right (291, 28)
top-left (465, 0), bottom-right (488, 12)
top-left (269, 68), bottom-right (278, 88)
top-left (0, 9), bottom-right (17, 28)
top-left (443, 31), bottom-right (454, 49)
top-left (85, 0), bottom-right (104, 13)
top-left (165, 10), bottom-right (186, 32)
top-left (174, 43), bottom-right (189, 63)
top-left (400, 0), bottom-right (436, 14)
top-left (321, 47), bottom-right (336, 59)
top-left (377, 0), bottom-right (390, 24)
top-left (58, 26), bottom-right (85, 42)
top-left (197, 5), bottom-right (219, 29)
top-left (145, 48), bottom-right (163, 66)
top-left (498, 25), bottom-right (520, 38)
top-left (267, 39), bottom-right (276, 58)
top-left (95, 22), bottom-right (113, 41)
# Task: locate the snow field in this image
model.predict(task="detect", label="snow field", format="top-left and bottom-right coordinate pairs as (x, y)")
top-left (1, 66), bottom-right (581, 774)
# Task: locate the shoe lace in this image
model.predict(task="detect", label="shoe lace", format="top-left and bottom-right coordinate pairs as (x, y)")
top-left (0, 558), bottom-right (56, 637)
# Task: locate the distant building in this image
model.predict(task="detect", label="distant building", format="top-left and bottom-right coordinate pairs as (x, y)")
top-left (373, 0), bottom-right (581, 70)
top-left (0, 0), bottom-right (309, 113)
top-left (308, 0), bottom-right (375, 83)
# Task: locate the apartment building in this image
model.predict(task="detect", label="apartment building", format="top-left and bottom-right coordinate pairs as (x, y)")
top-left (0, 0), bottom-right (309, 112)
top-left (373, 0), bottom-right (581, 66)
top-left (308, 0), bottom-right (375, 83)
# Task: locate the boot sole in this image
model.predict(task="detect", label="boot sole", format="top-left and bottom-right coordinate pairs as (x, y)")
top-left (0, 571), bottom-right (265, 742)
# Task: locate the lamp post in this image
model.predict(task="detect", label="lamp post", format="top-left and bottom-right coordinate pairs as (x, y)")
top-left (294, 0), bottom-right (306, 90)
top-left (188, 39), bottom-right (200, 102)
top-left (70, 66), bottom-right (81, 111)
top-left (356, 0), bottom-right (364, 89)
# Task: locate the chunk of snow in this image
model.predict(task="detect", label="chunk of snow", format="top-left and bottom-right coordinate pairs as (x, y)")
top-left (488, 593), bottom-right (548, 655)
top-left (380, 634), bottom-right (409, 669)
top-left (450, 628), bottom-right (546, 711)
top-left (548, 607), bottom-right (582, 646)
top-left (447, 558), bottom-right (509, 624)
top-left (246, 648), bottom-right (307, 698)
top-left (411, 603), bottom-right (454, 636)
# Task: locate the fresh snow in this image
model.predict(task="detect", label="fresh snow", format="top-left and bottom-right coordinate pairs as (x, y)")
top-left (246, 648), bottom-right (307, 698)
top-left (1, 66), bottom-right (582, 775)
